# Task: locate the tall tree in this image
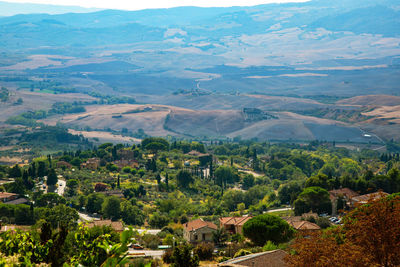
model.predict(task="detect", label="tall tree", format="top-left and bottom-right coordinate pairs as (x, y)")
top-left (243, 214), bottom-right (295, 246)
top-left (8, 164), bottom-right (22, 178)
top-left (176, 170), bottom-right (193, 188)
top-left (286, 194), bottom-right (400, 267)
top-left (293, 186), bottom-right (331, 215)
top-left (102, 196), bottom-right (121, 221)
top-left (47, 168), bottom-right (58, 186)
top-left (37, 161), bottom-right (46, 177)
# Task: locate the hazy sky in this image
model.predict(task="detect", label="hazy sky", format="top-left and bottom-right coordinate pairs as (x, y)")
top-left (5, 0), bottom-right (309, 10)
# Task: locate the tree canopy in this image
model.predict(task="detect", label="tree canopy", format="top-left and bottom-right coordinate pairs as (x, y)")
top-left (293, 186), bottom-right (331, 215)
top-left (287, 194), bottom-right (400, 267)
top-left (243, 214), bottom-right (295, 246)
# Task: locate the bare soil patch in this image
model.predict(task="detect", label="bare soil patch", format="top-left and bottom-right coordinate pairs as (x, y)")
top-left (338, 95), bottom-right (400, 106)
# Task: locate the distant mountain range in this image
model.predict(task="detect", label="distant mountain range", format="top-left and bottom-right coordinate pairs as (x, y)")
top-left (0, 1), bottom-right (101, 16)
top-left (0, 0), bottom-right (399, 96)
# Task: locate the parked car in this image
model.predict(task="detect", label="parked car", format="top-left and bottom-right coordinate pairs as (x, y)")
top-left (131, 244), bottom-right (144, 250)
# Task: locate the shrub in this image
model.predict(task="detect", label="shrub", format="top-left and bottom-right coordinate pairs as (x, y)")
top-left (171, 244), bottom-right (199, 267)
top-left (194, 242), bottom-right (214, 260)
top-left (162, 249), bottom-right (174, 264)
top-left (243, 214), bottom-right (295, 246)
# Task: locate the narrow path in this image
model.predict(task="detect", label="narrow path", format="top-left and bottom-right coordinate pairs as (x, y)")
top-left (266, 207), bottom-right (292, 213)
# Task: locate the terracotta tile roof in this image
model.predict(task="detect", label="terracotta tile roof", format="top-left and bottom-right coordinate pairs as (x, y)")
top-left (184, 218), bottom-right (217, 231)
top-left (288, 220), bottom-right (321, 230)
top-left (220, 216), bottom-right (252, 226)
top-left (0, 192), bottom-right (17, 198)
top-left (329, 188), bottom-right (359, 200)
top-left (3, 198), bottom-right (28, 205)
top-left (351, 191), bottom-right (389, 203)
top-left (87, 220), bottom-right (124, 232)
top-left (219, 249), bottom-right (288, 267)
top-left (282, 216), bottom-right (302, 224)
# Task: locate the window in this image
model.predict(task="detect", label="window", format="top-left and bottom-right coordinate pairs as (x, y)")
top-left (202, 233), bottom-right (206, 240)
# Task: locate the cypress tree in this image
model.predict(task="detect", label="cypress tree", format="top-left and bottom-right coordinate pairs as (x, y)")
top-left (47, 168), bottom-right (58, 186)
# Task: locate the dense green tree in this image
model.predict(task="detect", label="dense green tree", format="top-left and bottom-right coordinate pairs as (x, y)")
top-left (242, 174), bottom-right (255, 190)
top-left (145, 142), bottom-right (168, 153)
top-left (6, 178), bottom-right (26, 194)
top-left (243, 214), bottom-right (294, 246)
top-left (176, 170), bottom-right (194, 188)
top-left (278, 182), bottom-right (302, 205)
top-left (212, 227), bottom-right (229, 246)
top-left (141, 137), bottom-right (169, 150)
top-left (120, 200), bottom-right (144, 226)
top-left (222, 190), bottom-right (244, 211)
top-left (35, 205), bottom-right (78, 229)
top-left (46, 168), bottom-right (58, 186)
top-left (305, 173), bottom-right (337, 190)
top-left (294, 186), bottom-right (332, 215)
top-left (15, 204), bottom-right (35, 225)
top-left (8, 164), bottom-right (22, 178)
top-left (36, 193), bottom-right (66, 208)
top-left (86, 193), bottom-right (104, 214)
top-left (102, 196), bottom-right (121, 221)
top-left (66, 179), bottom-right (79, 197)
top-left (215, 166), bottom-right (238, 187)
top-left (148, 212), bottom-right (170, 228)
top-left (171, 244), bottom-right (199, 267)
top-left (37, 161), bottom-right (47, 177)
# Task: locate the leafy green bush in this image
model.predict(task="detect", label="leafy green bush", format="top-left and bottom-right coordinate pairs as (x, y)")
top-left (194, 242), bottom-right (214, 260)
top-left (243, 214), bottom-right (295, 246)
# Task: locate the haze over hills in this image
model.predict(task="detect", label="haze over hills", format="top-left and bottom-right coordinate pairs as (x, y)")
top-left (0, 0), bottom-right (399, 143)
top-left (0, 1), bottom-right (101, 16)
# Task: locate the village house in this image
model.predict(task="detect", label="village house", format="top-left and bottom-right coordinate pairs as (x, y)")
top-left (219, 216), bottom-right (252, 235)
top-left (0, 192), bottom-right (18, 203)
top-left (56, 161), bottom-right (73, 169)
top-left (329, 188), bottom-right (359, 215)
top-left (80, 158), bottom-right (100, 170)
top-left (219, 249), bottom-right (288, 267)
top-left (86, 220), bottom-right (124, 232)
top-left (113, 159), bottom-right (139, 169)
top-left (183, 218), bottom-right (217, 243)
top-left (286, 220), bottom-right (321, 231)
top-left (0, 191), bottom-right (28, 205)
top-left (94, 183), bottom-right (109, 192)
top-left (283, 212), bottom-right (318, 225)
top-left (350, 191), bottom-right (389, 208)
top-left (284, 212), bottom-right (321, 232)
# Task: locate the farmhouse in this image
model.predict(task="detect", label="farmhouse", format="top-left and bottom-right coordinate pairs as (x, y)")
top-left (81, 158), bottom-right (100, 170)
top-left (183, 218), bottom-right (217, 243)
top-left (219, 216), bottom-right (252, 235)
top-left (56, 161), bottom-right (72, 169)
top-left (0, 192), bottom-right (18, 203)
top-left (287, 220), bottom-right (320, 231)
top-left (329, 188), bottom-right (359, 215)
top-left (113, 159), bottom-right (138, 169)
top-left (350, 191), bottom-right (389, 207)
